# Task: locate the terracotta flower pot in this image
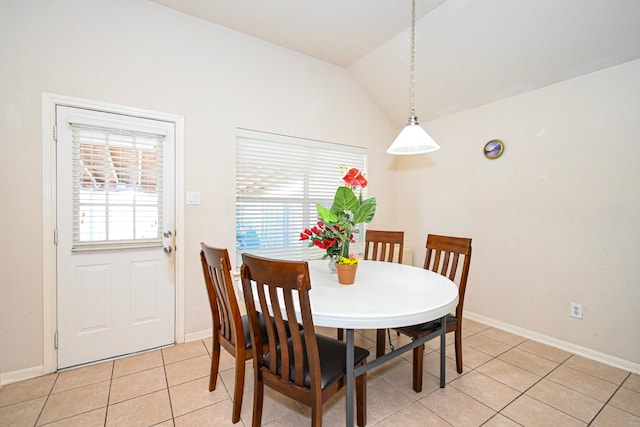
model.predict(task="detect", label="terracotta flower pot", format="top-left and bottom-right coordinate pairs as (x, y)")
top-left (335, 263), bottom-right (358, 285)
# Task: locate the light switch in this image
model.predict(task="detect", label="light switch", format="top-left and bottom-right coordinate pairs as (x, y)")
top-left (186, 191), bottom-right (201, 205)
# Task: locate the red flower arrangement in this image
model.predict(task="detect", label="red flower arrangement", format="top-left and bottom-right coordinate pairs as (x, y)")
top-left (300, 220), bottom-right (355, 258)
top-left (300, 166), bottom-right (376, 259)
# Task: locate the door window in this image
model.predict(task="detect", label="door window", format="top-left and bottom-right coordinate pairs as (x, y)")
top-left (70, 123), bottom-right (166, 251)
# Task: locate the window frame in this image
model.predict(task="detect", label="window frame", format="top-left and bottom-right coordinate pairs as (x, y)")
top-left (68, 118), bottom-right (167, 251)
top-left (235, 129), bottom-right (368, 266)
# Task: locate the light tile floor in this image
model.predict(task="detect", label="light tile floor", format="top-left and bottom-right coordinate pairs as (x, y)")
top-left (1, 319), bottom-right (639, 426)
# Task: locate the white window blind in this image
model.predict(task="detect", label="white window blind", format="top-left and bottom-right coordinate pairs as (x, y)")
top-left (236, 129), bottom-right (368, 264)
top-left (70, 123), bottom-right (165, 250)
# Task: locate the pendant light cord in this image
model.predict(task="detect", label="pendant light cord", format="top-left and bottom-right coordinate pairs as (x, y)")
top-left (387, 0), bottom-right (441, 154)
top-left (409, 0), bottom-right (416, 118)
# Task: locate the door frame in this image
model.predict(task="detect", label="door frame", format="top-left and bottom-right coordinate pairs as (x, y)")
top-left (42, 93), bottom-right (185, 373)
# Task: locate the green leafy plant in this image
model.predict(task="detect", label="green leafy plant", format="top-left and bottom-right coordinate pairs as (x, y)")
top-left (300, 167), bottom-right (376, 259)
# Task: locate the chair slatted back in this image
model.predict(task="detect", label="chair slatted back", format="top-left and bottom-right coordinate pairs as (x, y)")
top-left (200, 244), bottom-right (243, 348)
top-left (424, 234), bottom-right (472, 318)
top-left (364, 230), bottom-right (404, 263)
top-left (241, 254), bottom-right (317, 391)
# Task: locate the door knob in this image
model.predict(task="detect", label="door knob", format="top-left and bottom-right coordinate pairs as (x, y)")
top-left (163, 246), bottom-right (172, 254)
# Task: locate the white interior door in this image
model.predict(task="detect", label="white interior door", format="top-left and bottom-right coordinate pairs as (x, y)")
top-left (56, 106), bottom-right (175, 369)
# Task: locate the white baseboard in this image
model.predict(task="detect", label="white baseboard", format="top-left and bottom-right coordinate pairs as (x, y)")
top-left (1, 365), bottom-right (46, 387)
top-left (465, 311), bottom-right (639, 374)
top-left (185, 328), bottom-right (213, 343)
top-left (1, 330), bottom-right (213, 387)
top-left (5, 315), bottom-right (635, 387)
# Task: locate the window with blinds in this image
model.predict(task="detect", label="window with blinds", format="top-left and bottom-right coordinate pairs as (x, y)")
top-left (71, 123), bottom-right (164, 250)
top-left (236, 129), bottom-right (368, 264)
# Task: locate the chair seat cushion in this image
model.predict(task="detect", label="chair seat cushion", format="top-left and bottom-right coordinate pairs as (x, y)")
top-left (264, 334), bottom-right (370, 389)
top-left (397, 313), bottom-right (457, 336)
top-left (241, 313), bottom-right (301, 350)
top-left (241, 312), bottom-right (268, 350)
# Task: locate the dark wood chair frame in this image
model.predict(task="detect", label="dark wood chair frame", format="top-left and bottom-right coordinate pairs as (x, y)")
top-left (200, 243), bottom-right (265, 423)
top-left (241, 253), bottom-right (368, 427)
top-left (343, 230), bottom-right (404, 357)
top-left (363, 229), bottom-right (404, 264)
top-left (394, 234), bottom-right (472, 392)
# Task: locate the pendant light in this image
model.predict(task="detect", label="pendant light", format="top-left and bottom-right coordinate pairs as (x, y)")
top-left (387, 0), bottom-right (440, 155)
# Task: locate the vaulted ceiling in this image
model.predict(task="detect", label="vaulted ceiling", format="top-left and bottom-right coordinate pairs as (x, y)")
top-left (148, 0), bottom-right (640, 127)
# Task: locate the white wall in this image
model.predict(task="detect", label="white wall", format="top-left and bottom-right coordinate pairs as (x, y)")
top-left (2, 0), bottom-right (637, 381)
top-left (396, 59), bottom-right (640, 369)
top-left (0, 0), bottom-right (398, 377)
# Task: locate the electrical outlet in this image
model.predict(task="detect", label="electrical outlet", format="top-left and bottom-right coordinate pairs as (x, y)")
top-left (570, 302), bottom-right (583, 319)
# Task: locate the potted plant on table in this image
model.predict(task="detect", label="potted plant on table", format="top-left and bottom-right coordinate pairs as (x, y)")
top-left (300, 166), bottom-right (376, 283)
top-left (335, 254), bottom-right (360, 285)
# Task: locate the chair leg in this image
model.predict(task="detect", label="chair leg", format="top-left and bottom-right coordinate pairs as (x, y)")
top-left (209, 333), bottom-right (221, 391)
top-left (311, 396), bottom-right (323, 427)
top-left (412, 344), bottom-right (424, 393)
top-left (356, 367), bottom-right (367, 427)
top-left (231, 351), bottom-right (246, 423)
top-left (375, 329), bottom-right (386, 358)
top-left (337, 328), bottom-right (344, 341)
top-left (454, 326), bottom-right (463, 374)
top-left (251, 374), bottom-right (264, 427)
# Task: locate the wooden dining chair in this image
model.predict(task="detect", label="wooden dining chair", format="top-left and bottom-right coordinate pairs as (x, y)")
top-left (351, 230), bottom-right (404, 357)
top-left (200, 243), bottom-right (270, 423)
top-left (363, 229), bottom-right (404, 264)
top-left (240, 253), bottom-right (369, 427)
top-left (394, 234), bottom-right (472, 392)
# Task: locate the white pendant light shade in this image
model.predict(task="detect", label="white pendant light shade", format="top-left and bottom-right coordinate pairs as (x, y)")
top-left (387, 115), bottom-right (440, 155)
top-left (387, 0), bottom-right (440, 155)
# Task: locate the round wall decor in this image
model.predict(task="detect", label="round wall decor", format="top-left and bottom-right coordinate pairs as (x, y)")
top-left (483, 139), bottom-right (504, 159)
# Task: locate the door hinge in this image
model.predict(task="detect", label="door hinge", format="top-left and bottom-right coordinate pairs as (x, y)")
top-left (54, 228), bottom-right (58, 245)
top-left (54, 331), bottom-right (59, 349)
top-left (53, 124), bottom-right (57, 141)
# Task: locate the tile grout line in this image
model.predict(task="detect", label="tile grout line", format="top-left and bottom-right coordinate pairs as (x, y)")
top-left (489, 350), bottom-right (631, 426)
top-left (516, 361), bottom-right (592, 426)
top-left (456, 339), bottom-right (527, 425)
top-left (585, 370), bottom-right (633, 426)
top-left (445, 334), bottom-right (603, 426)
top-left (200, 336), bottom-right (236, 401)
top-left (167, 339), bottom-right (237, 421)
top-left (388, 333), bottom-right (515, 426)
top-left (33, 372), bottom-right (59, 427)
top-left (160, 345), bottom-right (177, 425)
top-left (4, 324), bottom-right (635, 426)
top-left (104, 362), bottom-right (114, 426)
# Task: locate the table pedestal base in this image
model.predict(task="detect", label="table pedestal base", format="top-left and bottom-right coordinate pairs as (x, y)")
top-left (344, 316), bottom-right (447, 426)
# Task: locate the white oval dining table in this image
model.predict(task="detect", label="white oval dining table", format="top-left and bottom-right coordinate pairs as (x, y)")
top-left (305, 260), bottom-right (458, 426)
top-left (240, 259), bottom-right (459, 426)
top-left (306, 259), bottom-right (458, 329)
